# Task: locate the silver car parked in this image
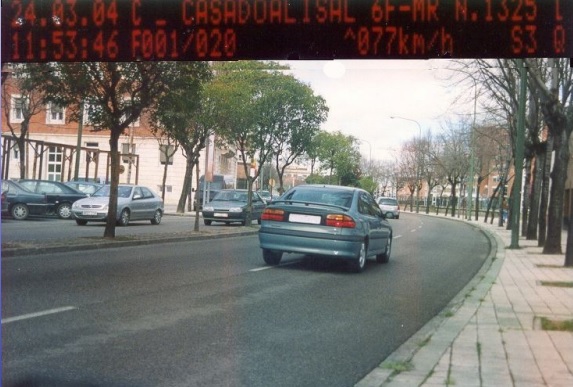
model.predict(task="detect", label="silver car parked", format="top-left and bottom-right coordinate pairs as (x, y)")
top-left (377, 197), bottom-right (400, 219)
top-left (71, 184), bottom-right (164, 226)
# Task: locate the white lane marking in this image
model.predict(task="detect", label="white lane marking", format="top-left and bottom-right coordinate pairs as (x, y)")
top-left (410, 229), bottom-right (417, 233)
top-left (250, 266), bottom-right (272, 272)
top-left (394, 235), bottom-right (402, 239)
top-left (2, 306), bottom-right (77, 324)
top-left (249, 260), bottom-right (301, 272)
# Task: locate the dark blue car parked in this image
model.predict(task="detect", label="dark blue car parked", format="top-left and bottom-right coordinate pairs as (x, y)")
top-left (16, 179), bottom-right (87, 219)
top-left (1, 180), bottom-right (50, 220)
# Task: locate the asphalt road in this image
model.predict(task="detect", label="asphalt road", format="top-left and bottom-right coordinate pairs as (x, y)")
top-left (1, 213), bottom-right (491, 387)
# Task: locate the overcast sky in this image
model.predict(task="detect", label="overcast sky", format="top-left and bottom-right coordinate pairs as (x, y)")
top-left (283, 59), bottom-right (474, 162)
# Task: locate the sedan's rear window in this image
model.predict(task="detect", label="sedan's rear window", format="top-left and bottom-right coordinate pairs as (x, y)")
top-left (379, 199), bottom-right (398, 206)
top-left (285, 189), bottom-right (352, 208)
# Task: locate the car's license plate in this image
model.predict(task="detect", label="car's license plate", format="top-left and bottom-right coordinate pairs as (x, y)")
top-left (82, 211), bottom-right (98, 216)
top-left (214, 213), bottom-right (228, 217)
top-left (289, 214), bottom-right (321, 224)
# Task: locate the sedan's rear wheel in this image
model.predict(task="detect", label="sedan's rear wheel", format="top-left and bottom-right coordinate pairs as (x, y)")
top-left (263, 249), bottom-right (282, 265)
top-left (351, 241), bottom-right (367, 273)
top-left (150, 209), bottom-right (162, 225)
top-left (204, 219), bottom-right (212, 226)
top-left (75, 219), bottom-right (88, 226)
top-left (11, 203), bottom-right (29, 220)
top-left (117, 209), bottom-right (130, 226)
top-left (376, 234), bottom-right (392, 264)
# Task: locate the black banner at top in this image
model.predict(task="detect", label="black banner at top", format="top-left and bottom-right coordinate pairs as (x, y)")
top-left (2, 0), bottom-right (571, 63)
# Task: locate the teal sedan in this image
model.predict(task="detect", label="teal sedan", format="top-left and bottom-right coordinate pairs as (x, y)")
top-left (258, 185), bottom-right (393, 273)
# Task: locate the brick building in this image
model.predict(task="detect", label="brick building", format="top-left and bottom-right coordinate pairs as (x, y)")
top-left (1, 72), bottom-right (238, 206)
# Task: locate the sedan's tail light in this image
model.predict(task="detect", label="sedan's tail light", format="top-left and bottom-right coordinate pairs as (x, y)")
top-left (262, 208), bottom-right (285, 221)
top-left (326, 214), bottom-right (356, 228)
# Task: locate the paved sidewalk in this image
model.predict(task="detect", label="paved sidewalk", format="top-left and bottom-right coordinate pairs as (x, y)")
top-left (357, 216), bottom-right (573, 387)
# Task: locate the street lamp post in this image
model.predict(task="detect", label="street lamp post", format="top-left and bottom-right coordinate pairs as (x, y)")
top-left (466, 78), bottom-right (478, 221)
top-left (357, 138), bottom-right (372, 169)
top-left (391, 116), bottom-right (422, 213)
top-left (357, 137), bottom-right (374, 193)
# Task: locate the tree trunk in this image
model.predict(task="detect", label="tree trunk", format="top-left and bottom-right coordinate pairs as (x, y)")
top-left (526, 148), bottom-right (543, 240)
top-left (498, 181), bottom-right (506, 227)
top-left (425, 185), bottom-right (432, 214)
top-left (177, 156), bottom-right (193, 214)
top-left (104, 131), bottom-right (121, 238)
top-left (245, 177), bottom-right (254, 225)
top-left (566, 211), bottom-right (573, 266)
top-left (474, 177), bottom-right (483, 221)
top-left (450, 183), bottom-right (457, 217)
top-left (485, 181), bottom-right (501, 223)
top-left (538, 136), bottom-right (552, 247)
top-left (17, 136), bottom-right (27, 179)
top-left (544, 130), bottom-right (568, 255)
top-left (409, 189), bottom-right (415, 212)
top-left (161, 157), bottom-right (169, 201)
top-left (521, 156), bottom-right (532, 236)
top-left (193, 161), bottom-right (200, 232)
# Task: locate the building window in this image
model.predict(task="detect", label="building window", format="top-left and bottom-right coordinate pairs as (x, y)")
top-left (47, 146), bottom-right (63, 181)
top-left (10, 95), bottom-right (26, 123)
top-left (158, 185), bottom-right (172, 193)
top-left (159, 144), bottom-right (175, 165)
top-left (46, 103), bottom-right (65, 124)
top-left (122, 143), bottom-right (136, 164)
top-left (218, 155), bottom-right (231, 173)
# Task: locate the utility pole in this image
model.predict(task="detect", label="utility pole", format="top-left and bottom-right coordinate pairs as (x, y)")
top-left (74, 102), bottom-right (84, 181)
top-left (466, 79), bottom-right (478, 221)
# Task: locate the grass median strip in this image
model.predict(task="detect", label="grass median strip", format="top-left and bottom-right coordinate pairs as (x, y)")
top-left (540, 281), bottom-right (573, 288)
top-left (539, 317), bottom-right (573, 332)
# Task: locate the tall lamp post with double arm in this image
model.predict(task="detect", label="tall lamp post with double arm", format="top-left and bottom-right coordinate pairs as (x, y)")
top-left (391, 116), bottom-right (422, 213)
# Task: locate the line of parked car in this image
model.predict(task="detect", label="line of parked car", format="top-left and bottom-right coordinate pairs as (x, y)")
top-left (2, 180), bottom-right (399, 273)
top-left (1, 179), bottom-right (163, 226)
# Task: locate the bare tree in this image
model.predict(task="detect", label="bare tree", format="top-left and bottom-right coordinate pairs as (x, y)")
top-left (434, 119), bottom-right (471, 217)
top-left (397, 139), bottom-right (419, 211)
top-left (472, 124), bottom-right (511, 220)
top-left (527, 59), bottom-right (573, 265)
top-left (1, 64), bottom-right (49, 178)
top-left (39, 62), bottom-right (171, 238)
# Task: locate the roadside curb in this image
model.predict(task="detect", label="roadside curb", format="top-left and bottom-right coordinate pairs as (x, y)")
top-left (1, 228), bottom-right (259, 258)
top-left (357, 213), bottom-right (504, 387)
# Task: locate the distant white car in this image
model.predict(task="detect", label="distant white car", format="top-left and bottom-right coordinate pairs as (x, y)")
top-left (377, 197), bottom-right (400, 219)
top-left (71, 184), bottom-right (164, 226)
